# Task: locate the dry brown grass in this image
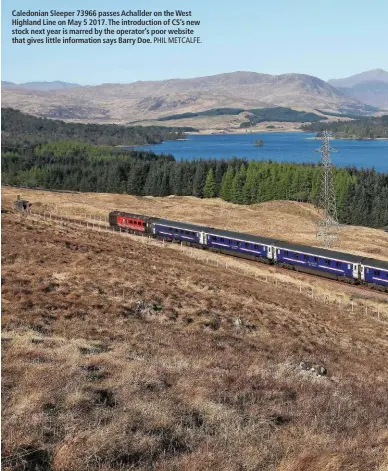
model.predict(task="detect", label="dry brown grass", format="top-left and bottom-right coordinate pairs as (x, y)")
top-left (3, 187), bottom-right (388, 261)
top-left (2, 209), bottom-right (388, 471)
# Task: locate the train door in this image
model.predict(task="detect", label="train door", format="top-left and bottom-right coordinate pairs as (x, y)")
top-left (352, 264), bottom-right (359, 280)
top-left (199, 232), bottom-right (207, 245)
top-left (360, 265), bottom-right (365, 281)
top-left (267, 245), bottom-right (273, 260)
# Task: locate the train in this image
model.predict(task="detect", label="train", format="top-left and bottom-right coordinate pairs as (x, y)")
top-left (109, 210), bottom-right (388, 293)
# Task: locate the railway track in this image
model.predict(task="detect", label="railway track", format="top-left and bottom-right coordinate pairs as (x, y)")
top-left (26, 210), bottom-right (388, 306)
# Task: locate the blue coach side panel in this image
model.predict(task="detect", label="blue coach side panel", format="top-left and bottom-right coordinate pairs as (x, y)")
top-left (361, 259), bottom-right (388, 288)
top-left (275, 242), bottom-right (362, 280)
top-left (151, 218), bottom-right (205, 244)
top-left (205, 228), bottom-right (276, 260)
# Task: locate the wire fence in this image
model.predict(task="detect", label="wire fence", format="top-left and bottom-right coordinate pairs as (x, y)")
top-left (26, 209), bottom-right (388, 322)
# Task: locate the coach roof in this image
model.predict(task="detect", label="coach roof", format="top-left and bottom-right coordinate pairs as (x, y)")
top-left (205, 227), bottom-right (278, 246)
top-left (274, 240), bottom-right (363, 263)
top-left (361, 258), bottom-right (388, 270)
top-left (154, 218), bottom-right (209, 233)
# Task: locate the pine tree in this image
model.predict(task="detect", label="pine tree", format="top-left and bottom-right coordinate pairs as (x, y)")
top-left (203, 168), bottom-right (217, 198)
top-left (192, 161), bottom-right (207, 197)
top-left (230, 164), bottom-right (247, 204)
top-left (243, 161), bottom-right (258, 203)
top-left (220, 165), bottom-right (235, 201)
top-left (214, 160), bottom-right (225, 193)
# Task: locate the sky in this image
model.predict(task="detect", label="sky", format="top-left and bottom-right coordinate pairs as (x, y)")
top-left (1, 0), bottom-right (388, 85)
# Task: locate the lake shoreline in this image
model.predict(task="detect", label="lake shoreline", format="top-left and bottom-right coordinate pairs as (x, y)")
top-left (304, 136), bottom-right (388, 141)
top-left (133, 132), bottom-right (388, 172)
top-left (186, 128), bottom-right (303, 136)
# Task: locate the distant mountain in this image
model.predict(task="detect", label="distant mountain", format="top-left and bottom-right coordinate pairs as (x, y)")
top-left (328, 69), bottom-right (388, 109)
top-left (328, 69), bottom-right (388, 88)
top-left (1, 81), bottom-right (81, 91)
top-left (1, 72), bottom-right (376, 124)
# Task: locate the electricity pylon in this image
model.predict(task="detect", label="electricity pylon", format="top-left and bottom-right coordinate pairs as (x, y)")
top-left (315, 131), bottom-right (339, 248)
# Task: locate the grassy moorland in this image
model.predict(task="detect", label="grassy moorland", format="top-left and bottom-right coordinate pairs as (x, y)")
top-left (2, 201), bottom-right (388, 470)
top-left (3, 187), bottom-right (388, 261)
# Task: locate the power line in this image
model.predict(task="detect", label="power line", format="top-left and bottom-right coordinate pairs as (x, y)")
top-left (315, 131), bottom-right (339, 248)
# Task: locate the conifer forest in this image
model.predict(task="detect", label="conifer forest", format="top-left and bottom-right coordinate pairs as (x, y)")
top-left (2, 108), bottom-right (388, 229)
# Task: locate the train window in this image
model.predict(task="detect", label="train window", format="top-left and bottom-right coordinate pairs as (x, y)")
top-left (285, 250), bottom-right (289, 256)
top-left (336, 262), bottom-right (341, 267)
top-left (220, 238), bottom-right (224, 242)
top-left (304, 255), bottom-right (308, 261)
top-left (374, 270), bottom-right (381, 276)
top-left (294, 253), bottom-right (299, 258)
top-left (254, 245), bottom-right (258, 250)
top-left (314, 257), bottom-right (318, 263)
top-left (325, 259), bottom-right (330, 265)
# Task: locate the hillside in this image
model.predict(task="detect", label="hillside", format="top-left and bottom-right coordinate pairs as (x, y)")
top-left (3, 143), bottom-right (388, 229)
top-left (302, 114), bottom-right (388, 140)
top-left (328, 69), bottom-right (388, 88)
top-left (2, 196), bottom-right (388, 471)
top-left (329, 69), bottom-right (388, 109)
top-left (1, 80), bottom-right (82, 91)
top-left (1, 71), bottom-right (375, 124)
top-left (1, 108), bottom-right (193, 148)
top-left (3, 188), bottom-right (388, 260)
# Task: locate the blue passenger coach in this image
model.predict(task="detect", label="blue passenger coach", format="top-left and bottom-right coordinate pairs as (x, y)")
top-left (205, 228), bottom-right (277, 262)
top-left (361, 259), bottom-right (388, 290)
top-left (274, 241), bottom-right (362, 282)
top-left (151, 218), bottom-right (206, 245)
